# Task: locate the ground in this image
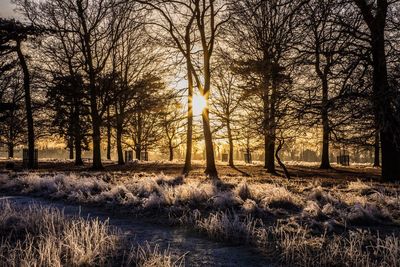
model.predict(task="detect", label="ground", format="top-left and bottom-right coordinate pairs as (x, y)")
top-left (0, 160), bottom-right (398, 266)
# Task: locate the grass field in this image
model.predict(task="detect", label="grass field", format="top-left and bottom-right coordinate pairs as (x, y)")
top-left (0, 161), bottom-right (399, 266)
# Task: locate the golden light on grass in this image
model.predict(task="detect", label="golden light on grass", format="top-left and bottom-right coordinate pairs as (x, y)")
top-left (193, 93), bottom-right (207, 116)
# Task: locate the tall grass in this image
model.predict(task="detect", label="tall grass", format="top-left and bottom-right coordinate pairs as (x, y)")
top-left (0, 200), bottom-right (184, 267)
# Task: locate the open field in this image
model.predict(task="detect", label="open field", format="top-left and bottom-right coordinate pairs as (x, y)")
top-left (0, 161), bottom-right (399, 266)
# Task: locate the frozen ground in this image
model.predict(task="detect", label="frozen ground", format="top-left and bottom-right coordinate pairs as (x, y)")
top-left (0, 163), bottom-right (399, 266)
top-left (0, 195), bottom-right (269, 266)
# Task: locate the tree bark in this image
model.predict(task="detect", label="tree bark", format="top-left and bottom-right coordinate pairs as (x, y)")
top-left (106, 106), bottom-right (111, 160)
top-left (169, 143), bottom-right (174, 161)
top-left (374, 130), bottom-right (380, 167)
top-left (202, 52), bottom-right (218, 178)
top-left (68, 139), bottom-right (74, 160)
top-left (116, 113), bottom-right (124, 165)
top-left (263, 72), bottom-right (271, 170)
top-left (320, 78), bottom-right (331, 169)
top-left (227, 120), bottom-right (234, 167)
top-left (16, 40), bottom-right (36, 169)
top-left (202, 106), bottom-right (218, 177)
top-left (183, 61), bottom-right (193, 175)
top-left (276, 139), bottom-right (290, 179)
top-left (368, 2), bottom-right (400, 181)
top-left (265, 71), bottom-right (277, 173)
top-left (73, 104), bottom-right (84, 166)
top-left (74, 136), bottom-right (83, 166)
top-left (7, 142), bottom-right (14, 158)
top-left (135, 145), bottom-right (141, 160)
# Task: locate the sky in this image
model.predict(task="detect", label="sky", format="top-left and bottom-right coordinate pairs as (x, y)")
top-left (0, 0), bottom-right (17, 18)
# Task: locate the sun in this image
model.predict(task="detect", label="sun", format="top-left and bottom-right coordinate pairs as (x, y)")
top-left (192, 93), bottom-right (207, 116)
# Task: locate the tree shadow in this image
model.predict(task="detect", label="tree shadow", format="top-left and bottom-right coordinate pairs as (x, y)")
top-left (230, 165), bottom-right (251, 177)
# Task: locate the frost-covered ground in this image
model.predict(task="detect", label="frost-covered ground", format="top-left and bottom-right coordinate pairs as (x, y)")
top-left (0, 200), bottom-right (183, 266)
top-left (0, 169), bottom-right (399, 266)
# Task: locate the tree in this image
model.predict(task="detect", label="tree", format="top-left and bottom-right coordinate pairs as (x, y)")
top-left (124, 75), bottom-right (166, 160)
top-left (140, 0), bottom-right (230, 178)
top-left (0, 18), bottom-right (40, 169)
top-left (297, 0), bottom-right (362, 169)
top-left (0, 68), bottom-right (26, 158)
top-left (352, 0), bottom-right (400, 181)
top-left (108, 17), bottom-right (163, 165)
top-left (47, 74), bottom-right (90, 165)
top-left (18, 0), bottom-right (132, 169)
top-left (160, 96), bottom-right (186, 161)
top-left (228, 0), bottom-right (304, 173)
top-left (211, 60), bottom-right (243, 167)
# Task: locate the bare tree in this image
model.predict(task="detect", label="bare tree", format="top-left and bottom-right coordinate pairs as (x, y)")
top-left (139, 0), bottom-right (230, 178)
top-left (351, 0), bottom-right (400, 181)
top-left (211, 60), bottom-right (243, 167)
top-left (228, 0), bottom-right (304, 173)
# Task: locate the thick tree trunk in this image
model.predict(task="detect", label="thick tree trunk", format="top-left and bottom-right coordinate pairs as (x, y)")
top-left (371, 23), bottom-right (400, 181)
top-left (16, 40), bottom-right (35, 169)
top-left (202, 54), bottom-right (218, 178)
top-left (169, 144), bottom-right (174, 161)
top-left (202, 106), bottom-right (218, 177)
top-left (8, 142), bottom-right (14, 158)
top-left (320, 79), bottom-right (331, 169)
top-left (354, 0), bottom-right (400, 181)
top-left (75, 137), bottom-right (83, 166)
top-left (374, 130), bottom-right (380, 167)
top-left (183, 68), bottom-right (193, 175)
top-left (135, 145), bottom-right (141, 160)
top-left (68, 139), bottom-right (74, 160)
top-left (227, 120), bottom-right (234, 167)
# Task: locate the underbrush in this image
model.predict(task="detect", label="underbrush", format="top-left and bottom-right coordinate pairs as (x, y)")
top-left (0, 200), bottom-right (184, 267)
top-left (182, 210), bottom-right (400, 267)
top-left (1, 172), bottom-right (400, 266)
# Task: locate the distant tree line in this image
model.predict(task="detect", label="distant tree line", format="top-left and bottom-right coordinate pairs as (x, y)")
top-left (0, 0), bottom-right (399, 181)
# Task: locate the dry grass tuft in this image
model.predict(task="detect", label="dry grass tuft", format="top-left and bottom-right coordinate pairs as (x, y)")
top-left (124, 242), bottom-right (185, 267)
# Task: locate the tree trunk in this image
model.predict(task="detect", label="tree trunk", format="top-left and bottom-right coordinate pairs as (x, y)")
top-left (263, 77), bottom-right (271, 170)
top-left (265, 72), bottom-right (277, 173)
top-left (74, 108), bottom-right (84, 166)
top-left (16, 40), bottom-right (35, 169)
top-left (135, 145), bottom-right (141, 160)
top-left (202, 106), bottom-right (218, 178)
top-left (106, 107), bottom-right (111, 160)
top-left (75, 137), bottom-right (83, 166)
top-left (374, 130), bottom-right (380, 167)
top-left (183, 67), bottom-right (193, 175)
top-left (227, 120), bottom-right (234, 167)
top-left (275, 139), bottom-right (290, 179)
top-left (77, 1), bottom-right (102, 170)
top-left (169, 143), bottom-right (174, 161)
top-left (202, 52), bottom-right (218, 178)
top-left (116, 114), bottom-right (124, 165)
top-left (371, 20), bottom-right (400, 181)
top-left (8, 142), bottom-right (14, 158)
top-left (91, 115), bottom-right (103, 169)
top-left (320, 78), bottom-right (331, 169)
top-left (68, 139), bottom-right (74, 160)
top-left (354, 0), bottom-right (400, 181)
